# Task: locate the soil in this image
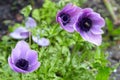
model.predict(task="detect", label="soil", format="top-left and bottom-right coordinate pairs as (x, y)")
top-left (0, 0), bottom-right (30, 39)
top-left (107, 42), bottom-right (120, 80)
top-left (0, 0), bottom-right (44, 39)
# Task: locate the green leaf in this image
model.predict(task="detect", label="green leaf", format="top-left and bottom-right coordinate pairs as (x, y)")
top-left (111, 28), bottom-right (120, 35)
top-left (21, 5), bottom-right (32, 17)
top-left (96, 67), bottom-right (111, 80)
top-left (1, 36), bottom-right (10, 42)
top-left (32, 9), bottom-right (40, 21)
top-left (94, 47), bottom-right (101, 59)
top-left (105, 18), bottom-right (114, 32)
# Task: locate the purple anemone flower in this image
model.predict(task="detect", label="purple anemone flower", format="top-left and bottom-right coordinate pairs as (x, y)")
top-left (32, 36), bottom-right (50, 47)
top-left (9, 27), bottom-right (30, 39)
top-left (74, 8), bottom-right (105, 46)
top-left (25, 17), bottom-right (37, 28)
top-left (56, 3), bottom-right (81, 32)
top-left (8, 41), bottom-right (40, 73)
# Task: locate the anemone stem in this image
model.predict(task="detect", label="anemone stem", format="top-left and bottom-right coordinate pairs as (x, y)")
top-left (20, 73), bottom-right (23, 80)
top-left (103, 0), bottom-right (117, 22)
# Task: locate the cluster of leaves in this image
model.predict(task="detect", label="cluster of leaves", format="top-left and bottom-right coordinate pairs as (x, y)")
top-left (105, 18), bottom-right (120, 40)
top-left (0, 0), bottom-right (112, 80)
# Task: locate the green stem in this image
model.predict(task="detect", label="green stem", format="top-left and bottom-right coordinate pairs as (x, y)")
top-left (20, 73), bottom-right (23, 80)
top-left (103, 0), bottom-right (117, 22)
top-left (30, 0), bottom-right (35, 8)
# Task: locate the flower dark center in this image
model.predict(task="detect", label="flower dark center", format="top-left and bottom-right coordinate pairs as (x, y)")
top-left (78, 17), bottom-right (92, 32)
top-left (60, 13), bottom-right (70, 25)
top-left (15, 59), bottom-right (29, 70)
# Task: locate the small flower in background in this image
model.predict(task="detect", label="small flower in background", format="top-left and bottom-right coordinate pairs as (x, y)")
top-left (9, 17), bottom-right (37, 39)
top-left (32, 36), bottom-right (50, 47)
top-left (74, 8), bottom-right (105, 46)
top-left (9, 27), bottom-right (30, 39)
top-left (56, 3), bottom-right (81, 32)
top-left (25, 17), bottom-right (37, 28)
top-left (8, 41), bottom-right (40, 73)
top-left (9, 17), bottom-right (50, 47)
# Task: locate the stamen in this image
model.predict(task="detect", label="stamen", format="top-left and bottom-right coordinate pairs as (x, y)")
top-left (85, 22), bottom-right (91, 28)
top-left (77, 17), bottom-right (92, 32)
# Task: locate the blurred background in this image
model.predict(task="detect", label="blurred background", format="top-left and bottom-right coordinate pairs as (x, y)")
top-left (0, 0), bottom-right (120, 80)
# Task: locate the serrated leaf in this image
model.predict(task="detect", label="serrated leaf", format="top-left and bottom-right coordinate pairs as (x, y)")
top-left (105, 18), bottom-right (114, 32)
top-left (111, 28), bottom-right (120, 35)
top-left (32, 9), bottom-right (40, 21)
top-left (21, 5), bottom-right (32, 17)
top-left (96, 67), bottom-right (111, 80)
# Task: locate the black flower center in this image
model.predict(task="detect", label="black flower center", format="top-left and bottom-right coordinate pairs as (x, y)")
top-left (78, 17), bottom-right (92, 32)
top-left (60, 13), bottom-right (70, 25)
top-left (15, 59), bottom-right (29, 70)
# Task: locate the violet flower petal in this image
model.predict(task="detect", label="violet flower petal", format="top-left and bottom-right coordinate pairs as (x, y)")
top-left (11, 48), bottom-right (21, 64)
top-left (8, 40), bottom-right (40, 73)
top-left (80, 31), bottom-right (102, 46)
top-left (88, 12), bottom-right (105, 28)
top-left (9, 27), bottom-right (29, 39)
top-left (25, 50), bottom-right (38, 65)
top-left (81, 8), bottom-right (93, 14)
top-left (74, 8), bottom-right (105, 46)
top-left (38, 38), bottom-right (50, 46)
top-left (62, 3), bottom-right (73, 12)
top-left (58, 17), bottom-right (74, 32)
top-left (90, 26), bottom-right (104, 34)
top-left (28, 62), bottom-right (40, 72)
top-left (56, 3), bottom-right (81, 32)
top-left (25, 17), bottom-right (37, 28)
top-left (86, 32), bottom-right (102, 46)
top-left (20, 32), bottom-right (30, 37)
top-left (8, 57), bottom-right (28, 73)
top-left (15, 41), bottom-right (30, 59)
top-left (32, 36), bottom-right (50, 47)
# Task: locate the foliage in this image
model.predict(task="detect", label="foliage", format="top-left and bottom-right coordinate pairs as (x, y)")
top-left (0, 0), bottom-right (113, 80)
top-left (105, 18), bottom-right (120, 40)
